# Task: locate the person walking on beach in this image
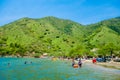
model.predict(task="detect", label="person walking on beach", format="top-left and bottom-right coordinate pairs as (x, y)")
top-left (92, 57), bottom-right (97, 64)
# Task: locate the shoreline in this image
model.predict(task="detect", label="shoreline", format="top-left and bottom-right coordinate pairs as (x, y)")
top-left (1, 56), bottom-right (120, 70)
top-left (84, 60), bottom-right (120, 70)
top-left (96, 62), bottom-right (120, 70)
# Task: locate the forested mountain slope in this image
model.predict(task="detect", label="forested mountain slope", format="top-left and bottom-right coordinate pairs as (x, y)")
top-left (0, 16), bottom-right (120, 57)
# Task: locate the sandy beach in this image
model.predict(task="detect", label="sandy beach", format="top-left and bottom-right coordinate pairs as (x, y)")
top-left (96, 61), bottom-right (120, 70)
top-left (84, 60), bottom-right (120, 70)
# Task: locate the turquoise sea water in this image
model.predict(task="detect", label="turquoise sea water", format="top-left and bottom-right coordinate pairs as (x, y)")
top-left (0, 58), bottom-right (120, 80)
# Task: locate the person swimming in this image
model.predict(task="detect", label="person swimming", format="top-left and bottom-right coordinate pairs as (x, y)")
top-left (8, 63), bottom-right (10, 66)
top-left (24, 61), bottom-right (27, 64)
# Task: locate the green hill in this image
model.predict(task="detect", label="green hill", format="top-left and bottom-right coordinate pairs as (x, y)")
top-left (0, 16), bottom-right (120, 57)
top-left (0, 16), bottom-right (85, 57)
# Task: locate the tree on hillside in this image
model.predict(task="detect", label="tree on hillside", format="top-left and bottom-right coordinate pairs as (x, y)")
top-left (98, 43), bottom-right (117, 58)
top-left (68, 45), bottom-right (86, 58)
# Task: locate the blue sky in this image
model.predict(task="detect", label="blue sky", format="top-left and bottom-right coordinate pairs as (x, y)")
top-left (0, 0), bottom-right (120, 26)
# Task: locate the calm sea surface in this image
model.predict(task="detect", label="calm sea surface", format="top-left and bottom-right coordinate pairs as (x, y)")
top-left (0, 58), bottom-right (120, 80)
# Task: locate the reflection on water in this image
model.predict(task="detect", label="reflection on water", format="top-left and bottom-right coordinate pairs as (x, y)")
top-left (0, 58), bottom-right (120, 80)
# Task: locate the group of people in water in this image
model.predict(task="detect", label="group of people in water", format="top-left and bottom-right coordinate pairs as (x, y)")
top-left (72, 58), bottom-right (82, 68)
top-left (7, 57), bottom-right (97, 68)
top-left (72, 57), bottom-right (97, 68)
top-left (7, 61), bottom-right (32, 66)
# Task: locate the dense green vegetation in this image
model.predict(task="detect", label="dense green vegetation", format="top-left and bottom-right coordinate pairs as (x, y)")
top-left (0, 16), bottom-right (120, 57)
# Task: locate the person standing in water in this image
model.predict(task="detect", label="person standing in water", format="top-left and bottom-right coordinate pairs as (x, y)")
top-left (72, 58), bottom-right (75, 67)
top-left (78, 59), bottom-right (82, 68)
